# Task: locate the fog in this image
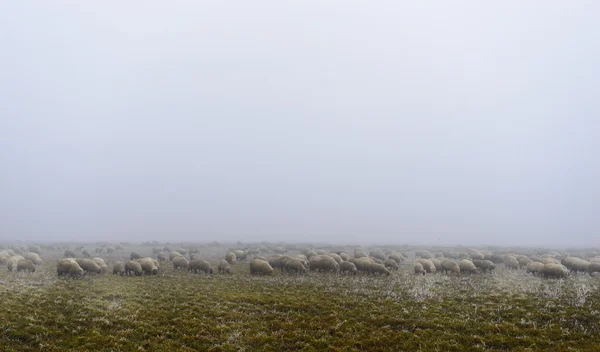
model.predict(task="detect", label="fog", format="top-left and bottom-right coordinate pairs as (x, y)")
top-left (1, 1), bottom-right (598, 246)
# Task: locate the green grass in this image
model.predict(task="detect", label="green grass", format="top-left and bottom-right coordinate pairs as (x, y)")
top-left (1, 247), bottom-right (600, 351)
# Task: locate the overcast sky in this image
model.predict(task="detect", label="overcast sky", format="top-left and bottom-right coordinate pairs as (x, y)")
top-left (1, 1), bottom-right (598, 245)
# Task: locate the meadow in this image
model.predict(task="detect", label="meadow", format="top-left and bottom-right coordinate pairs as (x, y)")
top-left (1, 243), bottom-right (599, 351)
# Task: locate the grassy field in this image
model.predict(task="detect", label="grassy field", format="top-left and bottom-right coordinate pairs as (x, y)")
top-left (1, 245), bottom-right (600, 351)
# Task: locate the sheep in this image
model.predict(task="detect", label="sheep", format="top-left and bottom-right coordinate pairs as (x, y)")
top-left (269, 255), bottom-right (290, 272)
top-left (75, 258), bottom-right (103, 274)
top-left (415, 250), bottom-right (433, 259)
top-left (7, 255), bottom-right (24, 271)
top-left (382, 259), bottom-right (398, 271)
top-left (369, 250), bottom-right (387, 261)
top-left (217, 259), bottom-right (232, 274)
top-left (468, 250), bottom-right (484, 260)
top-left (311, 255), bottom-right (339, 273)
top-left (561, 257), bottom-right (590, 274)
top-left (225, 252), bottom-right (237, 265)
top-left (339, 252), bottom-right (351, 261)
top-left (504, 256), bottom-right (519, 270)
top-left (17, 259), bottom-right (36, 272)
top-left (125, 260), bottom-right (143, 276)
top-left (442, 251), bottom-right (458, 259)
top-left (57, 259), bottom-right (84, 277)
top-left (167, 251), bottom-right (182, 261)
top-left (473, 259), bottom-right (495, 273)
top-left (459, 259), bottom-right (477, 275)
top-left (130, 252), bottom-right (142, 260)
top-left (517, 256), bottom-right (532, 269)
top-left (414, 262), bottom-right (425, 275)
top-left (189, 259), bottom-right (213, 274)
top-left (417, 259), bottom-right (436, 273)
top-left (106, 247), bottom-right (114, 254)
top-left (284, 258), bottom-right (307, 274)
top-left (540, 257), bottom-right (560, 265)
top-left (112, 261), bottom-right (125, 276)
top-left (542, 263), bottom-right (569, 279)
top-left (82, 249), bottom-right (92, 258)
top-left (273, 246), bottom-right (287, 254)
top-left (328, 253), bottom-right (343, 264)
top-left (487, 253), bottom-right (504, 264)
top-left (250, 259), bottom-right (274, 275)
top-left (315, 250), bottom-right (327, 255)
top-left (354, 250), bottom-right (368, 259)
top-left (339, 261), bottom-right (357, 275)
top-left (366, 263), bottom-right (390, 276)
top-left (25, 252), bottom-right (43, 266)
top-left (526, 261), bottom-right (545, 276)
top-left (28, 245), bottom-right (41, 254)
top-left (173, 256), bottom-right (190, 270)
top-left (157, 253), bottom-right (168, 262)
top-left (441, 259), bottom-right (460, 275)
top-left (0, 252), bottom-right (8, 265)
top-left (350, 258), bottom-right (371, 273)
top-left (388, 253), bottom-right (404, 264)
top-left (234, 250), bottom-right (248, 261)
top-left (305, 250), bottom-right (319, 259)
top-left (92, 257), bottom-right (108, 273)
top-left (430, 258), bottom-right (443, 272)
top-left (152, 247), bottom-right (162, 254)
top-left (434, 252), bottom-right (444, 258)
top-left (64, 250), bottom-right (76, 258)
top-left (586, 262), bottom-right (600, 276)
top-left (137, 258), bottom-right (159, 275)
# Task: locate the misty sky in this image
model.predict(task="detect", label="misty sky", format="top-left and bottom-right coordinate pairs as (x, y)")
top-left (1, 2), bottom-right (599, 245)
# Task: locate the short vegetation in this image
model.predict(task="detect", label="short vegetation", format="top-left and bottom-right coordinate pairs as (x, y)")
top-left (1, 243), bottom-right (600, 351)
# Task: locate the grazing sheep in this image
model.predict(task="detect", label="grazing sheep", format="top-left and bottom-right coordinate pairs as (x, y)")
top-left (430, 258), bottom-right (442, 272)
top-left (64, 250), bottom-right (76, 258)
top-left (311, 256), bottom-right (339, 273)
top-left (273, 246), bottom-right (287, 254)
top-left (28, 245), bottom-right (41, 254)
top-left (526, 261), bottom-right (545, 276)
top-left (250, 259), bottom-right (274, 275)
top-left (6, 249), bottom-right (16, 256)
top-left (339, 261), bottom-right (357, 275)
top-left (113, 261), bottom-right (125, 276)
top-left (305, 250), bottom-right (318, 259)
top-left (384, 259), bottom-right (399, 271)
top-left (478, 260), bottom-right (496, 273)
top-left (468, 250), bottom-right (484, 260)
top-left (23, 252), bottom-right (42, 266)
top-left (442, 251), bottom-right (458, 259)
top-left (173, 256), bottom-right (190, 270)
top-left (417, 259), bottom-right (436, 273)
top-left (562, 257), bottom-right (590, 274)
top-left (414, 262), bottom-right (425, 275)
top-left (82, 250), bottom-right (92, 258)
top-left (137, 258), bottom-right (159, 275)
top-left (189, 259), bottom-right (213, 274)
top-left (339, 252), bottom-right (350, 261)
top-left (315, 250), bottom-right (327, 255)
top-left (57, 259), bottom-right (84, 277)
top-left (152, 247), bottom-right (162, 254)
top-left (350, 258), bottom-right (371, 273)
top-left (328, 253), bottom-right (343, 264)
top-left (217, 259), bottom-right (232, 274)
top-left (540, 257), bottom-right (560, 265)
top-left (517, 256), bottom-right (532, 269)
top-left (92, 257), bottom-right (108, 273)
top-left (434, 252), bottom-right (444, 258)
top-left (106, 247), bottom-right (115, 254)
top-left (157, 253), bottom-right (167, 262)
top-left (234, 250), bottom-right (248, 261)
top-left (542, 263), bottom-right (569, 279)
top-left (415, 250), bottom-right (433, 259)
top-left (0, 252), bottom-right (9, 265)
top-left (459, 259), bottom-right (477, 275)
top-left (94, 247), bottom-right (104, 254)
top-left (225, 252), bottom-right (237, 265)
top-left (441, 259), bottom-right (460, 275)
top-left (504, 256), bottom-right (519, 270)
top-left (369, 250), bottom-right (387, 261)
top-left (284, 258), bottom-right (307, 274)
top-left (125, 260), bottom-right (143, 276)
top-left (7, 255), bottom-right (24, 271)
top-left (354, 250), bottom-right (368, 259)
top-left (366, 263), bottom-right (390, 276)
top-left (168, 251), bottom-right (182, 261)
top-left (388, 253), bottom-right (404, 264)
top-left (17, 259), bottom-right (36, 272)
top-left (586, 262), bottom-right (600, 276)
top-left (269, 255), bottom-right (290, 272)
top-left (130, 252), bottom-right (142, 260)
top-left (75, 258), bottom-right (103, 274)
top-left (174, 248), bottom-right (188, 256)
top-left (487, 253), bottom-right (504, 264)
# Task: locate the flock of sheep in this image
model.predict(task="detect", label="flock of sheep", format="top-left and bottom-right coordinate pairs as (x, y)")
top-left (2, 243), bottom-right (600, 280)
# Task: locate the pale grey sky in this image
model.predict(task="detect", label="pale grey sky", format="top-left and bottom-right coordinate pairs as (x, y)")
top-left (1, 1), bottom-right (599, 245)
